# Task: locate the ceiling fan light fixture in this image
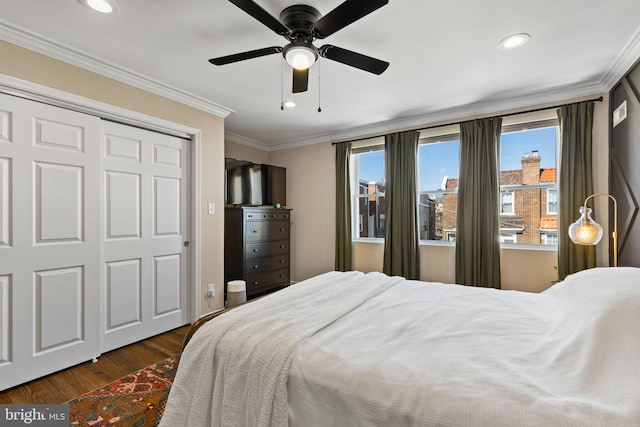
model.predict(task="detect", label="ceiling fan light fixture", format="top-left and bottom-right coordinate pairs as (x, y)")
top-left (499, 33), bottom-right (530, 49)
top-left (283, 43), bottom-right (318, 70)
top-left (282, 100), bottom-right (296, 108)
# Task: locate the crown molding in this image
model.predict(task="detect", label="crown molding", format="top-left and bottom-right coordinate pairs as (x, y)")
top-left (0, 19), bottom-right (234, 119)
top-left (266, 79), bottom-right (607, 151)
top-left (602, 26), bottom-right (640, 90)
top-left (224, 132), bottom-right (272, 151)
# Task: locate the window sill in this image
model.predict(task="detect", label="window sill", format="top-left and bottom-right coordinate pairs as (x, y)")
top-left (500, 243), bottom-right (557, 251)
top-left (353, 238), bottom-right (384, 244)
top-left (354, 239), bottom-right (557, 252)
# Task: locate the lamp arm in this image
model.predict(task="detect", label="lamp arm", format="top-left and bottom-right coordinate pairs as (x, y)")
top-left (582, 193), bottom-right (618, 267)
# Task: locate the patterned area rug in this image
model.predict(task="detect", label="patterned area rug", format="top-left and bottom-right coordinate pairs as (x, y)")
top-left (67, 354), bottom-right (180, 426)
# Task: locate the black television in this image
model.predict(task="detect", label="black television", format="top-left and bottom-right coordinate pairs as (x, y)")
top-left (225, 158), bottom-right (286, 206)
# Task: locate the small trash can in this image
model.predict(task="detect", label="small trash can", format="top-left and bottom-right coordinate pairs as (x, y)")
top-left (227, 280), bottom-right (247, 308)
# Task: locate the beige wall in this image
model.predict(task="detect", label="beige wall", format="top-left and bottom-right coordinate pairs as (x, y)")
top-left (268, 142), bottom-right (336, 280)
top-left (267, 94), bottom-right (611, 293)
top-left (0, 40), bottom-right (226, 315)
top-left (225, 140), bottom-right (271, 164)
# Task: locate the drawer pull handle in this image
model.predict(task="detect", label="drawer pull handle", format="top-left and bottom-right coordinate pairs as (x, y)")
top-left (253, 230), bottom-right (258, 233)
top-left (280, 260), bottom-right (284, 263)
top-left (280, 228), bottom-right (285, 232)
top-left (254, 281), bottom-right (259, 285)
top-left (280, 245), bottom-right (285, 248)
top-left (279, 274), bottom-right (285, 278)
top-left (253, 249), bottom-right (258, 252)
top-left (253, 265), bottom-right (259, 269)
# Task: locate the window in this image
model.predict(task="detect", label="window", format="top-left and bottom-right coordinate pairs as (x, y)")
top-left (353, 147), bottom-right (385, 239)
top-left (500, 233), bottom-right (517, 243)
top-left (415, 119), bottom-right (558, 246)
top-left (541, 233), bottom-right (558, 245)
top-left (547, 189), bottom-right (558, 214)
top-left (350, 117), bottom-right (559, 247)
top-left (418, 135), bottom-right (460, 241)
top-left (500, 120), bottom-right (559, 245)
top-left (500, 191), bottom-right (514, 214)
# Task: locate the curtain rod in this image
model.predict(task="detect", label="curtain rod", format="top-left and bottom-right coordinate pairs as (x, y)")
top-left (332, 96), bottom-right (604, 145)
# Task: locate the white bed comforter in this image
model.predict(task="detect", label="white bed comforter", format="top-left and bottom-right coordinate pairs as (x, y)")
top-left (161, 267), bottom-right (640, 426)
top-left (288, 267), bottom-right (640, 426)
top-left (160, 271), bottom-right (403, 427)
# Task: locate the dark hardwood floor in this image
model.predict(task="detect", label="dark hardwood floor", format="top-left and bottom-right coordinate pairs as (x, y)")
top-left (0, 325), bottom-right (189, 404)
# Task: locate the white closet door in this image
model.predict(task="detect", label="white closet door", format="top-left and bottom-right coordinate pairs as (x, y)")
top-left (0, 94), bottom-right (100, 390)
top-left (101, 121), bottom-right (189, 352)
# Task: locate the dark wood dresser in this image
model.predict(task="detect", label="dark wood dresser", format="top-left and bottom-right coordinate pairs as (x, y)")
top-left (224, 207), bottom-right (291, 300)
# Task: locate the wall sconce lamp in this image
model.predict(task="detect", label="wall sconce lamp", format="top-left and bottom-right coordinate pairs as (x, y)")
top-left (568, 193), bottom-right (618, 267)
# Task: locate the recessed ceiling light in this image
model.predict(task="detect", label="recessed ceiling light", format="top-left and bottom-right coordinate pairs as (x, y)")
top-left (282, 100), bottom-right (296, 108)
top-left (499, 33), bottom-right (530, 50)
top-left (80, 0), bottom-right (119, 14)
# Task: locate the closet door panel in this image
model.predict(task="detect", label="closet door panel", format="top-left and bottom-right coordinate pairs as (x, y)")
top-left (0, 93), bottom-right (100, 391)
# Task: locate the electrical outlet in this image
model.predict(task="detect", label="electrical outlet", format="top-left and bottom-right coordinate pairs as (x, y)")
top-left (208, 203), bottom-right (215, 215)
top-left (207, 283), bottom-right (215, 298)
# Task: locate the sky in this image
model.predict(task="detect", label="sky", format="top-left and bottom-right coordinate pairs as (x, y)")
top-left (358, 126), bottom-right (557, 191)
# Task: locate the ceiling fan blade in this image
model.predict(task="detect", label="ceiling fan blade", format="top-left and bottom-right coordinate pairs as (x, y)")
top-left (292, 68), bottom-right (309, 93)
top-left (313, 0), bottom-right (388, 39)
top-left (209, 46), bottom-right (282, 66)
top-left (228, 0), bottom-right (289, 36)
top-left (319, 45), bottom-right (389, 75)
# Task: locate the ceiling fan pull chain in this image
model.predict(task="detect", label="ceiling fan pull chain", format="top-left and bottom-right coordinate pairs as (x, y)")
top-left (318, 60), bottom-right (322, 113)
top-left (280, 57), bottom-right (284, 110)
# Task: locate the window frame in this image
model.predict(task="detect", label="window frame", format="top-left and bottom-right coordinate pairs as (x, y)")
top-left (351, 142), bottom-right (386, 241)
top-left (500, 191), bottom-right (515, 215)
top-left (417, 132), bottom-right (460, 243)
top-left (499, 118), bottom-right (560, 248)
top-left (547, 188), bottom-right (558, 215)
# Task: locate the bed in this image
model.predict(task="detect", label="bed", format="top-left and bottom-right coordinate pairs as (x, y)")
top-left (160, 267), bottom-right (640, 426)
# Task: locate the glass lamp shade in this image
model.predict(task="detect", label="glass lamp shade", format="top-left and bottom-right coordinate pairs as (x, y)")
top-left (568, 206), bottom-right (603, 245)
top-left (284, 45), bottom-right (317, 70)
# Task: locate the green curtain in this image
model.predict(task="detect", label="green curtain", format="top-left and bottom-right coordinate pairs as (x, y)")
top-left (335, 141), bottom-right (353, 271)
top-left (383, 130), bottom-right (420, 279)
top-left (557, 101), bottom-right (596, 279)
top-left (455, 118), bottom-right (502, 288)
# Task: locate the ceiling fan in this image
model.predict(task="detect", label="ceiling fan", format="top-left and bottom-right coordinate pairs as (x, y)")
top-left (209, 0), bottom-right (390, 93)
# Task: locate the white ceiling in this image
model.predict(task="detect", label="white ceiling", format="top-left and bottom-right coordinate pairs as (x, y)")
top-left (1, 0), bottom-right (640, 151)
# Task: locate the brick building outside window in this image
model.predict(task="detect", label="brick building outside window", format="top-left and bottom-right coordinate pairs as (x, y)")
top-left (438, 150), bottom-right (557, 244)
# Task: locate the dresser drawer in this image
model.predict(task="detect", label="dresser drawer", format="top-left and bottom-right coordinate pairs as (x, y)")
top-left (246, 220), bottom-right (290, 242)
top-left (246, 240), bottom-right (289, 258)
top-left (246, 254), bottom-right (289, 273)
top-left (245, 210), bottom-right (290, 221)
top-left (246, 269), bottom-right (289, 296)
